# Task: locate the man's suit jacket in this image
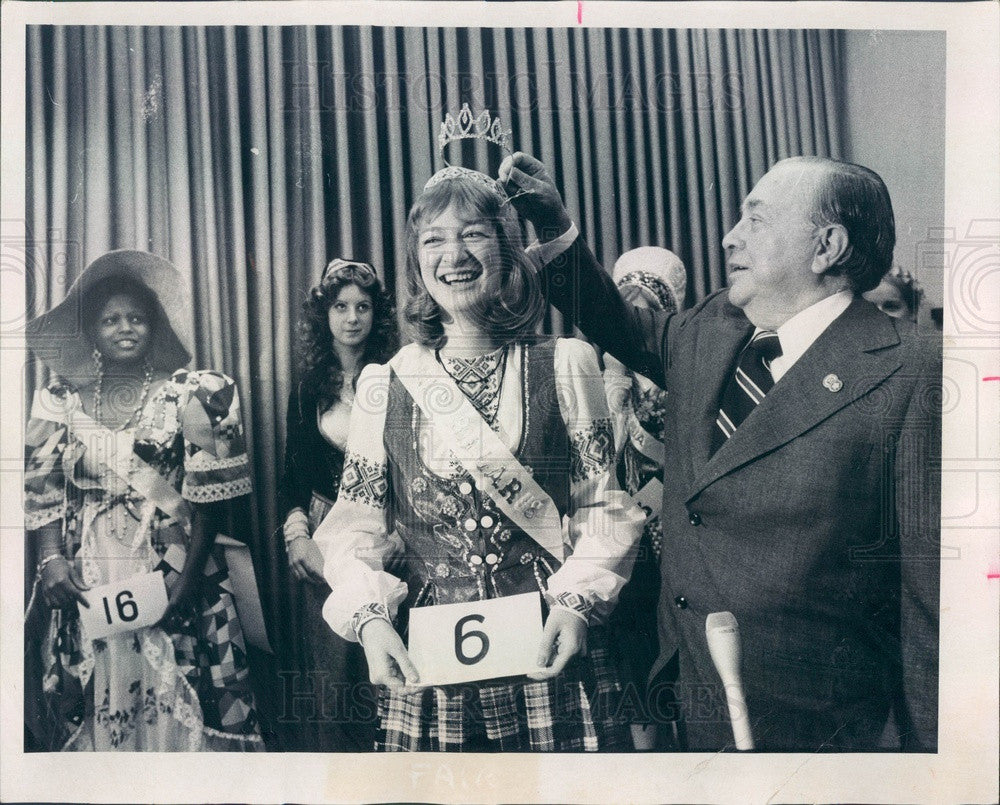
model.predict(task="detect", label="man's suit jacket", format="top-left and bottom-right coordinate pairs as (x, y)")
top-left (543, 236), bottom-right (940, 751)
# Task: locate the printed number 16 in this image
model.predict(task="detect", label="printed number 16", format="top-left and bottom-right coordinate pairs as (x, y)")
top-left (102, 589), bottom-right (139, 624)
top-left (454, 614), bottom-right (490, 665)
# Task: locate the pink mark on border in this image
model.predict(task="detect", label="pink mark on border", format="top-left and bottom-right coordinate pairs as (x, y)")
top-left (984, 376), bottom-right (1000, 382)
top-left (577, 1), bottom-right (583, 24)
top-left (988, 572), bottom-right (1000, 580)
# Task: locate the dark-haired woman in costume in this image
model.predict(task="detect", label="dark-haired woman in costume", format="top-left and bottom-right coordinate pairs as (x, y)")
top-left (277, 259), bottom-right (397, 751)
top-left (602, 247), bottom-right (687, 750)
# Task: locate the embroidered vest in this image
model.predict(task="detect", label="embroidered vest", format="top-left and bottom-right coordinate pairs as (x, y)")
top-left (384, 340), bottom-right (570, 614)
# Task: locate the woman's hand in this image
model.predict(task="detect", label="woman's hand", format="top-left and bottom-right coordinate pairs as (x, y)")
top-left (287, 536), bottom-right (327, 585)
top-left (156, 500), bottom-right (220, 628)
top-left (498, 152), bottom-right (572, 241)
top-left (40, 556), bottom-right (90, 609)
top-left (358, 618), bottom-right (422, 692)
top-left (159, 570), bottom-right (200, 627)
top-left (528, 608), bottom-right (588, 681)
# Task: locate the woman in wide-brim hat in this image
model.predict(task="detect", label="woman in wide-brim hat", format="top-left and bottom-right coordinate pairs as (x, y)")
top-left (24, 250), bottom-right (263, 751)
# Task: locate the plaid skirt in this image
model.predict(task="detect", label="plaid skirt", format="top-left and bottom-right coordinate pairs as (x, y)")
top-left (376, 627), bottom-right (628, 752)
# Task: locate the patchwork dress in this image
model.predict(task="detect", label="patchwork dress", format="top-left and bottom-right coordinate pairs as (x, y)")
top-left (24, 370), bottom-right (263, 751)
top-left (315, 338), bottom-right (643, 751)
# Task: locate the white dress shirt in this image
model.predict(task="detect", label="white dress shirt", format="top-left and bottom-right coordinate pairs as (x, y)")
top-left (767, 290), bottom-right (853, 381)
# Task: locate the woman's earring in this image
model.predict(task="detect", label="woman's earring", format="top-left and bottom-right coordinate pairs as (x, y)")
top-left (92, 347), bottom-right (104, 375)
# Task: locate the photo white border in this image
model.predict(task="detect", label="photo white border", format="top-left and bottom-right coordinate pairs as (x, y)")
top-left (1, 2), bottom-right (997, 803)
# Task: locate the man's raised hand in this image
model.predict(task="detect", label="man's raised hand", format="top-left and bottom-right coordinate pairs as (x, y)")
top-left (498, 152), bottom-right (572, 241)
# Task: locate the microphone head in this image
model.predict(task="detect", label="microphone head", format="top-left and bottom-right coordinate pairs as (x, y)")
top-left (706, 611), bottom-right (739, 633)
top-left (705, 611), bottom-right (742, 683)
top-left (705, 611), bottom-right (755, 750)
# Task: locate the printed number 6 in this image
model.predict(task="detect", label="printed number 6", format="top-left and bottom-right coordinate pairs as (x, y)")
top-left (454, 613), bottom-right (490, 665)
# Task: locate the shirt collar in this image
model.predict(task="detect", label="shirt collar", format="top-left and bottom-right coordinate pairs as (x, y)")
top-left (768, 290), bottom-right (854, 369)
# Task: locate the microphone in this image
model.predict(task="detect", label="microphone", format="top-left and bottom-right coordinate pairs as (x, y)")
top-left (705, 611), bottom-right (754, 750)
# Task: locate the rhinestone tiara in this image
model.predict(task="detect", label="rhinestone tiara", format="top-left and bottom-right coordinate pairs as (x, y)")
top-left (438, 103), bottom-right (513, 153)
top-left (424, 165), bottom-right (505, 194)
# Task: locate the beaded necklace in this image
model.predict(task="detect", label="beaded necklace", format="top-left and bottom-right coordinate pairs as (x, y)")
top-left (89, 350), bottom-right (153, 546)
top-left (92, 349), bottom-right (153, 431)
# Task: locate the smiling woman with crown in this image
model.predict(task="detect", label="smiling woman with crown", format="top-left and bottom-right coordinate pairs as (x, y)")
top-left (312, 107), bottom-right (644, 752)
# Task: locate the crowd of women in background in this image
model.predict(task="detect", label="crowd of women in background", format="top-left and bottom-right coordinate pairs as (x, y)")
top-left (23, 157), bottom-right (928, 755)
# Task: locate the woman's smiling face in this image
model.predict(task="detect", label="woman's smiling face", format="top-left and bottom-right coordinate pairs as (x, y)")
top-left (417, 203), bottom-right (501, 325)
top-left (91, 293), bottom-right (153, 365)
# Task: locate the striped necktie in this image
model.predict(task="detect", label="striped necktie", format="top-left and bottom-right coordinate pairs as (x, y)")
top-left (712, 330), bottom-right (783, 453)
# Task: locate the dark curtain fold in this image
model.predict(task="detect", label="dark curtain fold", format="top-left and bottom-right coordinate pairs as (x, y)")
top-left (26, 25), bottom-right (843, 699)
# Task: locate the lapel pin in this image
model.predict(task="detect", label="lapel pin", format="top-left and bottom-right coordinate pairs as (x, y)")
top-left (823, 373), bottom-right (843, 392)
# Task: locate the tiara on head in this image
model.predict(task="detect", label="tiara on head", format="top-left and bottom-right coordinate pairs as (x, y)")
top-left (424, 105), bottom-right (527, 204)
top-left (424, 165), bottom-right (506, 195)
top-left (616, 270), bottom-right (679, 314)
top-left (438, 103), bottom-right (513, 153)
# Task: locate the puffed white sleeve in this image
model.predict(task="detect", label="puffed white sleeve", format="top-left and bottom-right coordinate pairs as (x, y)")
top-left (314, 362), bottom-right (407, 642)
top-left (545, 337), bottom-right (645, 623)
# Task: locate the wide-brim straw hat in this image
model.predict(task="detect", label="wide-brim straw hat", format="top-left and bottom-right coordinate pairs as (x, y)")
top-left (26, 250), bottom-right (193, 382)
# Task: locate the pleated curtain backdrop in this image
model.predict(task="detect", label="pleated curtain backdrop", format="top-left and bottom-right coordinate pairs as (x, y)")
top-left (26, 24), bottom-right (843, 687)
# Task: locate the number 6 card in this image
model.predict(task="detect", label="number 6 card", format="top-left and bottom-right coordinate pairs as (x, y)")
top-left (407, 592), bottom-right (544, 686)
top-left (77, 571), bottom-right (169, 640)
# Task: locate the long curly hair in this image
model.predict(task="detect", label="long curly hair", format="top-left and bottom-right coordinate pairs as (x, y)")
top-left (297, 259), bottom-right (397, 408)
top-left (402, 176), bottom-right (544, 349)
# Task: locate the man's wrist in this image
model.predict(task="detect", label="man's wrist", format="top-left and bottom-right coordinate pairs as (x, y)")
top-left (533, 211), bottom-right (573, 244)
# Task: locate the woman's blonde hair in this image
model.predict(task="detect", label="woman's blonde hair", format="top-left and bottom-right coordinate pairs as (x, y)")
top-left (402, 176), bottom-right (544, 349)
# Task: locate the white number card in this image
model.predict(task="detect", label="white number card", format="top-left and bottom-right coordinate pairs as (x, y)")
top-left (77, 572), bottom-right (169, 640)
top-left (407, 592), bottom-right (543, 686)
top-left (633, 477), bottom-right (664, 523)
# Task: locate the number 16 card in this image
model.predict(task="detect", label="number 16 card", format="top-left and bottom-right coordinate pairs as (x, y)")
top-left (77, 571), bottom-right (169, 640)
top-left (407, 591), bottom-right (544, 686)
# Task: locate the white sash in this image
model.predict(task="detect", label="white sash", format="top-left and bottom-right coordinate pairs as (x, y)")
top-left (389, 346), bottom-right (566, 562)
top-left (31, 388), bottom-right (191, 525)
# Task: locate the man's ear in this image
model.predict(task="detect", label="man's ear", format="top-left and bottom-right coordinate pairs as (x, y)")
top-left (811, 224), bottom-right (850, 275)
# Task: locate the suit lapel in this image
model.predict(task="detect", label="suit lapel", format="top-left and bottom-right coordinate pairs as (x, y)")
top-left (680, 305), bottom-right (753, 484)
top-left (685, 298), bottom-right (903, 503)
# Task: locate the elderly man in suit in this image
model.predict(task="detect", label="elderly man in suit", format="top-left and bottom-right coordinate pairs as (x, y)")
top-left (501, 153), bottom-right (940, 752)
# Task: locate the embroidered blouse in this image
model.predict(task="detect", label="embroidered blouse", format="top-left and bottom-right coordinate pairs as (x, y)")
top-left (314, 338), bottom-right (644, 642)
top-left (24, 370), bottom-right (252, 532)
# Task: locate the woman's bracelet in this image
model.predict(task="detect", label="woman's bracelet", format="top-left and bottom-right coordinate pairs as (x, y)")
top-left (283, 510), bottom-right (311, 547)
top-left (351, 602), bottom-right (392, 646)
top-left (283, 527), bottom-right (311, 547)
top-left (549, 591), bottom-right (592, 623)
top-left (36, 553), bottom-right (65, 576)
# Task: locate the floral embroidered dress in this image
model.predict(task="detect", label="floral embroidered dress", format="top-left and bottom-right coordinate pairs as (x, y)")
top-left (314, 338), bottom-right (643, 751)
top-left (24, 370), bottom-right (263, 751)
